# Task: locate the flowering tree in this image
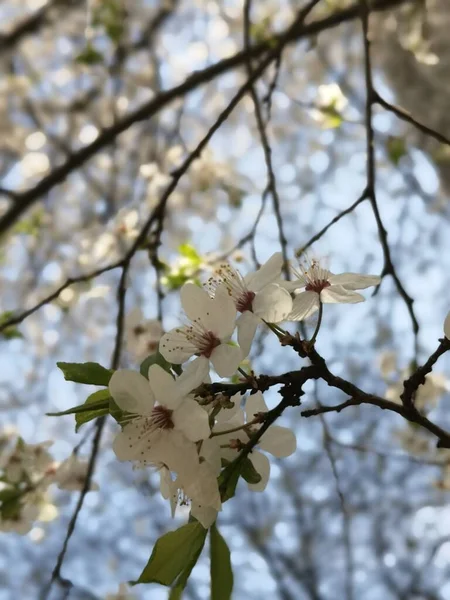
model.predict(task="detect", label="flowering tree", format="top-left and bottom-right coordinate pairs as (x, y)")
top-left (2, 0), bottom-right (450, 598)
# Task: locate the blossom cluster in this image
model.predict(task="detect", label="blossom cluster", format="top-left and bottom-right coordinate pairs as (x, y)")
top-left (110, 253), bottom-right (380, 527)
top-left (0, 430), bottom-right (96, 534)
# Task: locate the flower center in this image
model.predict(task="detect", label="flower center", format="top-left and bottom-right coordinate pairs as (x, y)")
top-left (197, 331), bottom-right (221, 358)
top-left (151, 406), bottom-right (174, 429)
top-left (236, 290), bottom-right (255, 312)
top-left (305, 280), bottom-right (330, 294)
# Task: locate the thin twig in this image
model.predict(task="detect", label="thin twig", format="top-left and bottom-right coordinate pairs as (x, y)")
top-left (359, 0), bottom-right (419, 357)
top-left (375, 91), bottom-right (450, 148)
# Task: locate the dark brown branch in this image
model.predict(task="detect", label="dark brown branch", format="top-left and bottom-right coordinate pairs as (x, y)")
top-left (375, 91), bottom-right (450, 148)
top-left (401, 338), bottom-right (450, 407)
top-left (0, 0), bottom-right (83, 52)
top-left (359, 0), bottom-right (419, 355)
top-left (0, 0), bottom-right (414, 236)
top-left (0, 260), bottom-right (123, 333)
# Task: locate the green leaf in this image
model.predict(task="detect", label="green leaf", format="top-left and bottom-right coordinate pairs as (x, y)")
top-left (218, 461), bottom-right (242, 502)
top-left (386, 136), bottom-right (407, 166)
top-left (139, 352), bottom-right (172, 379)
top-left (133, 522), bottom-right (207, 586)
top-left (210, 524), bottom-right (233, 600)
top-left (75, 389), bottom-right (110, 431)
top-left (240, 457), bottom-right (262, 485)
top-left (178, 243), bottom-right (202, 264)
top-left (57, 362), bottom-right (113, 386)
top-left (0, 311), bottom-right (23, 340)
top-left (75, 44), bottom-right (104, 65)
top-left (168, 532), bottom-right (207, 599)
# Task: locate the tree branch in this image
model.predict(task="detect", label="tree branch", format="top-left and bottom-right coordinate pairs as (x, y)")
top-left (0, 0), bottom-right (414, 236)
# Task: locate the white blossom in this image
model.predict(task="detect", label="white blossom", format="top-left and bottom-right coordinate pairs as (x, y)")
top-left (444, 310), bottom-right (450, 339)
top-left (109, 364), bottom-right (210, 478)
top-left (53, 455), bottom-right (99, 492)
top-left (159, 283), bottom-right (242, 388)
top-left (125, 308), bottom-right (164, 363)
top-left (284, 258), bottom-right (380, 321)
top-left (205, 253), bottom-right (292, 356)
top-left (213, 392), bottom-right (296, 492)
top-left (104, 583), bottom-right (136, 600)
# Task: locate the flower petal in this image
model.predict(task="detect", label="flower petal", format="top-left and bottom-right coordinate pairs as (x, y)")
top-left (112, 420), bottom-right (151, 461)
top-left (288, 291), bottom-right (320, 321)
top-left (328, 272), bottom-right (380, 290)
top-left (210, 343), bottom-right (242, 377)
top-left (252, 284), bottom-right (292, 323)
top-left (210, 285), bottom-right (237, 339)
top-left (200, 438), bottom-right (222, 475)
top-left (320, 285), bottom-right (365, 304)
top-left (159, 327), bottom-right (197, 364)
top-left (245, 252), bottom-right (283, 292)
top-left (245, 391), bottom-right (268, 421)
top-left (215, 392), bottom-right (242, 424)
top-left (248, 451), bottom-right (271, 492)
top-left (177, 358), bottom-right (209, 396)
top-left (148, 364), bottom-right (182, 410)
top-left (180, 283), bottom-right (216, 330)
top-left (190, 504), bottom-right (218, 529)
top-left (259, 425), bottom-right (297, 458)
top-left (236, 311), bottom-right (259, 358)
top-left (148, 429), bottom-right (200, 477)
top-left (444, 311), bottom-right (450, 339)
top-left (109, 370), bottom-right (154, 415)
top-left (173, 398), bottom-right (210, 441)
top-left (182, 462), bottom-right (221, 510)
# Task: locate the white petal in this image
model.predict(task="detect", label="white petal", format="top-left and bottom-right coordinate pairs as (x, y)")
top-left (149, 430), bottom-right (200, 477)
top-left (182, 462), bottom-right (221, 510)
top-left (160, 468), bottom-right (178, 517)
top-left (109, 370), bottom-right (154, 415)
top-left (215, 392), bottom-right (242, 424)
top-left (177, 358), bottom-right (210, 396)
top-left (245, 391), bottom-right (268, 421)
top-left (199, 438), bottom-right (222, 476)
top-left (252, 284), bottom-right (292, 323)
top-left (320, 285), bottom-right (365, 304)
top-left (159, 327), bottom-right (196, 364)
top-left (148, 364), bottom-right (182, 410)
top-left (190, 504), bottom-right (218, 529)
top-left (210, 285), bottom-right (237, 339)
top-left (112, 420), bottom-right (151, 461)
top-left (259, 425), bottom-right (297, 458)
top-left (180, 283), bottom-right (216, 330)
top-left (236, 311), bottom-right (259, 358)
top-left (328, 272), bottom-right (380, 290)
top-left (278, 278), bottom-right (305, 293)
top-left (444, 311), bottom-right (450, 339)
top-left (248, 451), bottom-right (271, 492)
top-left (210, 343), bottom-right (242, 377)
top-left (288, 291), bottom-right (320, 321)
top-left (173, 398), bottom-right (210, 441)
top-left (245, 252), bottom-right (283, 292)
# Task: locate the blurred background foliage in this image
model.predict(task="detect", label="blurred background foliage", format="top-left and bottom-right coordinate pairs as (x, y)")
top-left (2, 0), bottom-right (450, 598)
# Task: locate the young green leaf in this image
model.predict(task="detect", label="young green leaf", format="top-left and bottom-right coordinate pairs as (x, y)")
top-left (75, 389), bottom-right (111, 431)
top-left (210, 524), bottom-right (233, 600)
top-left (139, 352), bottom-right (172, 379)
top-left (240, 457), bottom-right (262, 485)
top-left (57, 362), bottom-right (113, 386)
top-left (133, 522), bottom-right (207, 586)
top-left (168, 533), bottom-right (207, 599)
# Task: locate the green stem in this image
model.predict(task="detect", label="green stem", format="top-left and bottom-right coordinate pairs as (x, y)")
top-left (309, 302), bottom-right (323, 346)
